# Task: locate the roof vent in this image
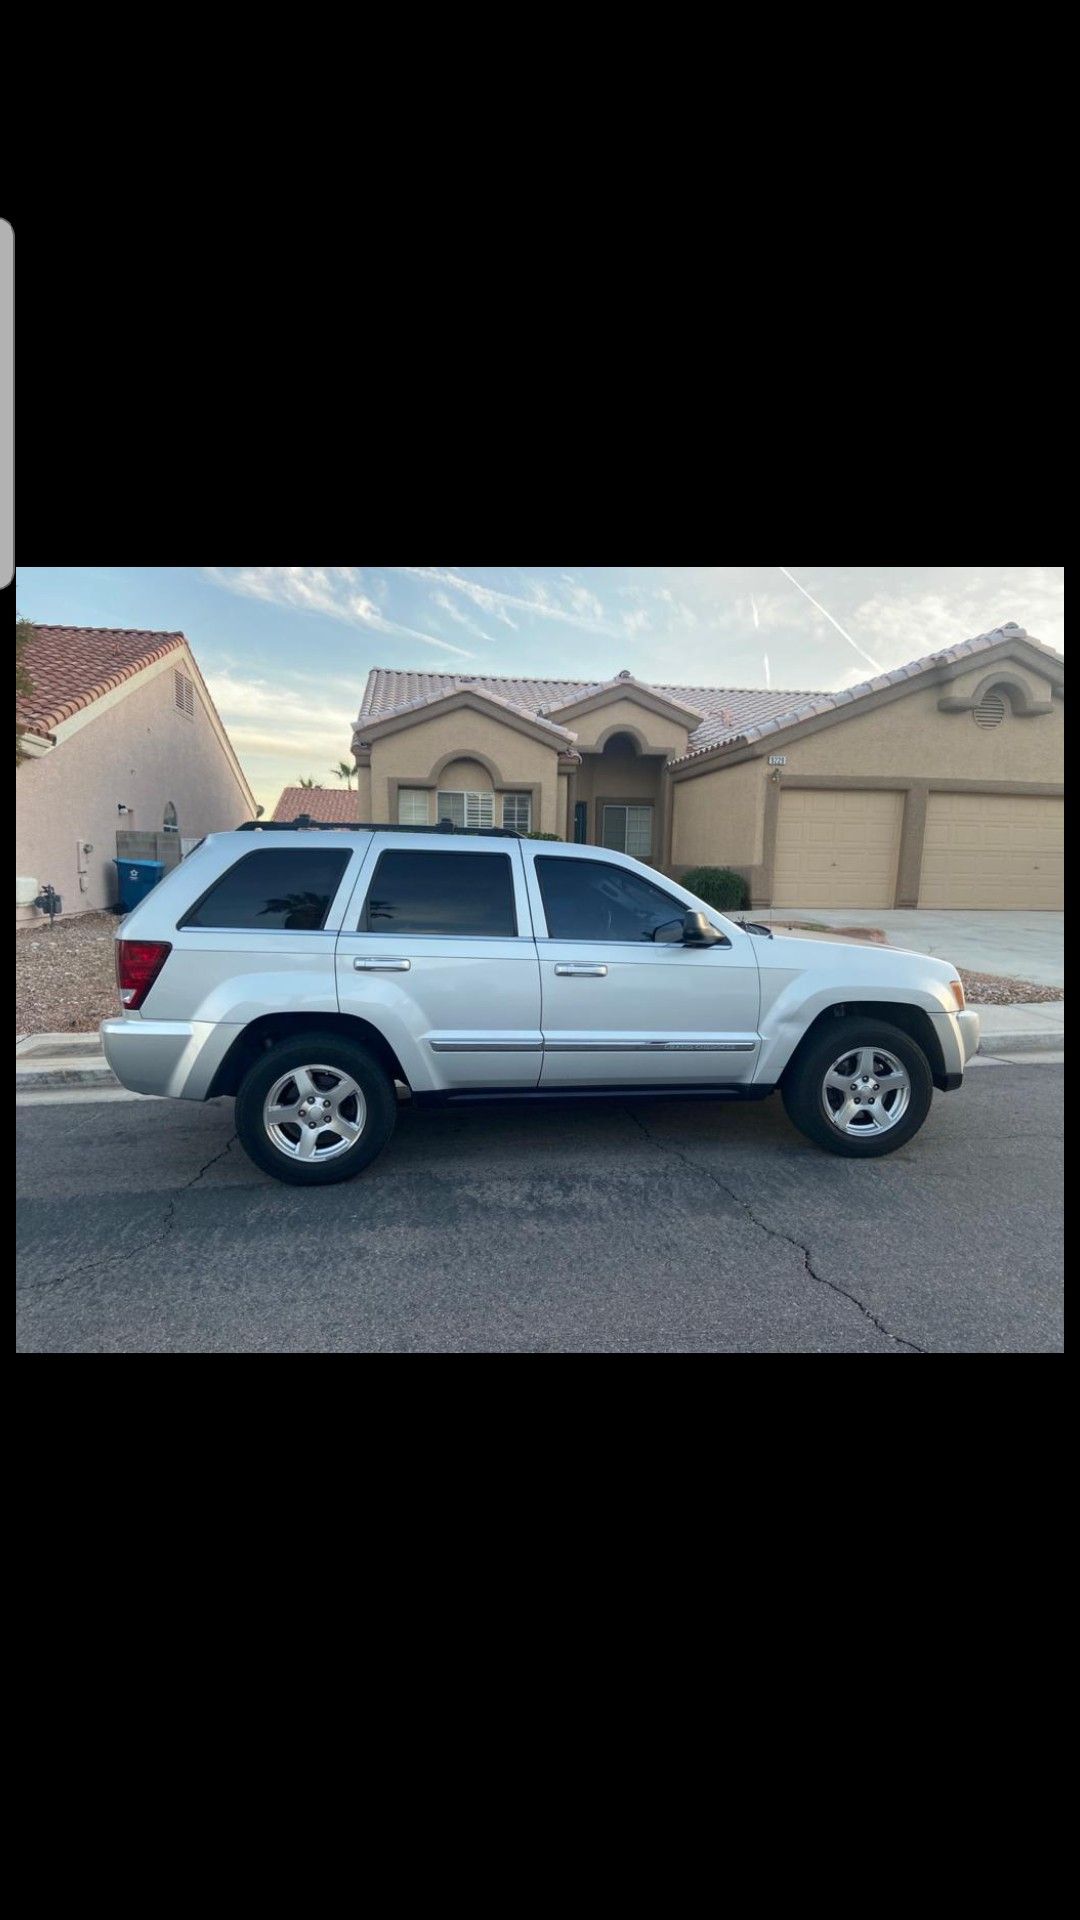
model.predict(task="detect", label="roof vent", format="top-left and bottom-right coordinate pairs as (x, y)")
top-left (974, 690), bottom-right (1007, 729)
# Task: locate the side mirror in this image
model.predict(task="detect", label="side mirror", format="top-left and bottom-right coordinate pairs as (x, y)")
top-left (683, 910), bottom-right (730, 948)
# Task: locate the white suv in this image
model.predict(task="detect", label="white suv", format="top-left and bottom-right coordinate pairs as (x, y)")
top-left (101, 824), bottom-right (980, 1185)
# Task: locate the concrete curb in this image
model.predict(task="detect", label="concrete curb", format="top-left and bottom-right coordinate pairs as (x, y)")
top-left (16, 1063), bottom-right (121, 1090)
top-left (977, 1030), bottom-right (1064, 1055)
top-left (15, 1032), bottom-right (120, 1091)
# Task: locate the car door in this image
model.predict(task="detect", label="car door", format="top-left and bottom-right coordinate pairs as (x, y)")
top-left (336, 836), bottom-right (543, 1090)
top-left (524, 848), bottom-right (762, 1085)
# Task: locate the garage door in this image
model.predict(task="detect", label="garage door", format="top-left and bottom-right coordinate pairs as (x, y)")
top-left (919, 794), bottom-right (1064, 909)
top-left (773, 789), bottom-right (903, 909)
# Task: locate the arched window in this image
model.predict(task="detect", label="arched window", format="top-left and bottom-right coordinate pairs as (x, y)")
top-left (163, 802), bottom-right (179, 832)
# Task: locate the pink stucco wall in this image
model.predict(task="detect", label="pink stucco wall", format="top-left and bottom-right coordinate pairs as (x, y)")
top-left (15, 664), bottom-right (253, 914)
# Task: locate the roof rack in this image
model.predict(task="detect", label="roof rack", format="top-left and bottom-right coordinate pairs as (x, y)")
top-left (238, 818), bottom-right (524, 838)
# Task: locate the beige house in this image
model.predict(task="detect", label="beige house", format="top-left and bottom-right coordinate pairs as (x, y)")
top-left (346, 624), bottom-right (1063, 910)
top-left (16, 626), bottom-right (256, 916)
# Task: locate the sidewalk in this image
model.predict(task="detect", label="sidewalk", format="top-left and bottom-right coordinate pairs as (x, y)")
top-left (15, 1005), bottom-right (1066, 1094)
top-left (973, 1003), bottom-right (1065, 1054)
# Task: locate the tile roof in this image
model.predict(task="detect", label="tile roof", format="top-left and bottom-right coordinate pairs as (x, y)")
top-left (666, 624), bottom-right (1062, 765)
top-left (17, 626), bottom-right (188, 739)
top-left (357, 668), bottom-right (826, 754)
top-left (357, 626), bottom-right (1060, 766)
top-left (271, 785), bottom-right (360, 823)
top-left (356, 681), bottom-right (577, 743)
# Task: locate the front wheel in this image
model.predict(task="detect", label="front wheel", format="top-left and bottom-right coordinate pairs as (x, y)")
top-left (781, 1017), bottom-right (933, 1158)
top-left (235, 1032), bottom-right (397, 1185)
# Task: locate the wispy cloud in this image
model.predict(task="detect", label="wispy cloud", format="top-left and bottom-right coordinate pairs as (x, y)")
top-left (205, 567), bottom-right (474, 658)
top-left (395, 567), bottom-right (619, 636)
top-left (430, 591), bottom-right (495, 642)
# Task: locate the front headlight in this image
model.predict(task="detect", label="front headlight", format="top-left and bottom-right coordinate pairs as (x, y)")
top-left (949, 978), bottom-right (966, 1012)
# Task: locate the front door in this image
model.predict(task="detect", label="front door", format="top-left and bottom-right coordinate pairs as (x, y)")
top-left (523, 850), bottom-right (761, 1086)
top-left (336, 837), bottom-right (542, 1089)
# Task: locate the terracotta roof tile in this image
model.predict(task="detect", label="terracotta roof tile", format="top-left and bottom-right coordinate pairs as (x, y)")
top-left (271, 786), bottom-right (359, 823)
top-left (17, 626), bottom-right (188, 739)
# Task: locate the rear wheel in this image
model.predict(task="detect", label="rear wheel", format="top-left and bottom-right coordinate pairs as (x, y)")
top-left (782, 1017), bottom-right (933, 1158)
top-left (235, 1032), bottom-right (397, 1185)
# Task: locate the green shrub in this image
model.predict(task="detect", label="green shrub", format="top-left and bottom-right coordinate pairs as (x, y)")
top-left (681, 866), bottom-right (749, 911)
top-left (528, 831), bottom-right (563, 841)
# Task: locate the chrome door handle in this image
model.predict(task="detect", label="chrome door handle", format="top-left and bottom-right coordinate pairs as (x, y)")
top-left (554, 964), bottom-right (608, 977)
top-left (353, 957), bottom-right (411, 972)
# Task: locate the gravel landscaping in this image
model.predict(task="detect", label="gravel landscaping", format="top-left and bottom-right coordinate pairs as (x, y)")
top-left (953, 968), bottom-right (1063, 1007)
top-left (16, 912), bottom-right (119, 1036)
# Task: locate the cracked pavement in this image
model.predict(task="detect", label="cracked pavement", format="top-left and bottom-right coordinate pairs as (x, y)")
top-left (16, 1063), bottom-right (1064, 1353)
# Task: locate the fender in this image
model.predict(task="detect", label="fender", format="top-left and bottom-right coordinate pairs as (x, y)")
top-left (752, 934), bottom-right (966, 1085)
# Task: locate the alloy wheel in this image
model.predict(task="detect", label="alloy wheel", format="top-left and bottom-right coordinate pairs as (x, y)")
top-left (820, 1045), bottom-right (911, 1137)
top-left (263, 1064), bottom-right (367, 1161)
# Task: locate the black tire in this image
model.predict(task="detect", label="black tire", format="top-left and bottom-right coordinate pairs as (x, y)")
top-left (235, 1031), bottom-right (397, 1186)
top-left (781, 1016), bottom-right (934, 1158)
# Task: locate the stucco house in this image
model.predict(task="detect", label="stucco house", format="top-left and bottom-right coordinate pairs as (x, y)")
top-left (346, 624), bottom-right (1063, 909)
top-left (16, 626), bottom-right (256, 916)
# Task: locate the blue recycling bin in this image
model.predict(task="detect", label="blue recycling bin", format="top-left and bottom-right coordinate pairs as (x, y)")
top-left (114, 858), bottom-right (165, 913)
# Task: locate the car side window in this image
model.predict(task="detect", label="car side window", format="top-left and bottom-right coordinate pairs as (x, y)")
top-left (536, 857), bottom-right (686, 943)
top-left (359, 850), bottom-right (517, 937)
top-left (180, 849), bottom-right (350, 931)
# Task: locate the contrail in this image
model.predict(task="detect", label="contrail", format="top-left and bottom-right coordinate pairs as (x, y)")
top-left (751, 595), bottom-right (760, 630)
top-left (763, 653), bottom-right (771, 688)
top-left (778, 566), bottom-right (883, 673)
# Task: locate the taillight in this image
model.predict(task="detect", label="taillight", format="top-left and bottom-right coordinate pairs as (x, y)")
top-left (116, 940), bottom-right (172, 1009)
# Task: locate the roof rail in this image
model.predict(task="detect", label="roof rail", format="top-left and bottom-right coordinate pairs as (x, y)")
top-left (238, 818), bottom-right (524, 838)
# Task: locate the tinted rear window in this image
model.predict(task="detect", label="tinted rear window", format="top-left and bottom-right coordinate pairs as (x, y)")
top-left (360, 851), bottom-right (517, 937)
top-left (181, 849), bottom-right (350, 931)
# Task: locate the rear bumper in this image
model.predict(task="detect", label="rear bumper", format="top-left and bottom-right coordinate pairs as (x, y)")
top-left (100, 1017), bottom-right (231, 1099)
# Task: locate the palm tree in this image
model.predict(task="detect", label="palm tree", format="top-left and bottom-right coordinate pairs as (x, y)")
top-left (332, 761), bottom-right (358, 788)
top-left (297, 776), bottom-right (323, 790)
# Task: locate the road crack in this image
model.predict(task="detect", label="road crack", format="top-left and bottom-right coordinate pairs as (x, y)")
top-left (624, 1108), bottom-right (927, 1354)
top-left (17, 1134), bottom-right (238, 1295)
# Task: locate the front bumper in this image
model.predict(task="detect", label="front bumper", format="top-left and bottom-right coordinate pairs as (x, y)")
top-left (931, 1007), bottom-right (981, 1089)
top-left (100, 1017), bottom-right (230, 1099)
top-left (956, 1009), bottom-right (981, 1065)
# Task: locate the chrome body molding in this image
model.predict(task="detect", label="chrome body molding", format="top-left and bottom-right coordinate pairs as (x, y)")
top-left (429, 1038), bottom-right (544, 1054)
top-left (542, 1039), bottom-right (759, 1054)
top-left (428, 1037), bottom-right (758, 1055)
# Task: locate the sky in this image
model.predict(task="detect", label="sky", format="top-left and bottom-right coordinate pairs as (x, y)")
top-left (16, 566), bottom-right (1065, 815)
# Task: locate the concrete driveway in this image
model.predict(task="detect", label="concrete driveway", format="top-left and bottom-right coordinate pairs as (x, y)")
top-left (766, 910), bottom-right (1064, 988)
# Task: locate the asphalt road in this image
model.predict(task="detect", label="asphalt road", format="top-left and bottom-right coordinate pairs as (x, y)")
top-left (16, 1065), bottom-right (1064, 1354)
